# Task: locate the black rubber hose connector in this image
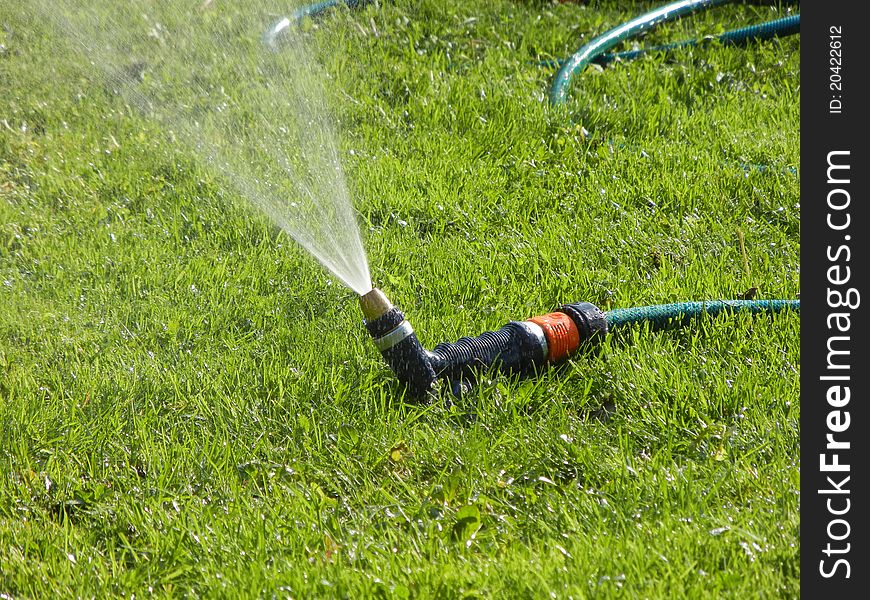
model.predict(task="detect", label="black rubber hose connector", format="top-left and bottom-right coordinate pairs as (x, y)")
top-left (428, 321), bottom-right (547, 384)
top-left (365, 307), bottom-right (437, 398)
top-left (360, 289), bottom-right (610, 399)
top-left (560, 301), bottom-right (609, 343)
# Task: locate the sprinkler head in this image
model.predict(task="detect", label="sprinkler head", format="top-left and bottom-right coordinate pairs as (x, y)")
top-left (359, 288), bottom-right (393, 322)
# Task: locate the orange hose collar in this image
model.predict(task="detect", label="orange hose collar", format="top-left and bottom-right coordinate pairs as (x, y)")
top-left (528, 312), bottom-right (580, 363)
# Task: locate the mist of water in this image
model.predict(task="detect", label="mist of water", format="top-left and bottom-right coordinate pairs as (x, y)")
top-left (24, 0), bottom-right (372, 295)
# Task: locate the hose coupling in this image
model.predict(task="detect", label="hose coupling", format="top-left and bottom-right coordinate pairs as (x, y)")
top-left (360, 289), bottom-right (608, 400)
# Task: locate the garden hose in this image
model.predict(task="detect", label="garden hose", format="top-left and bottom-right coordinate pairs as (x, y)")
top-left (548, 0), bottom-right (802, 105)
top-left (360, 288), bottom-right (799, 399)
top-left (539, 13), bottom-right (800, 70)
top-left (267, 1), bottom-right (799, 109)
top-left (605, 298), bottom-right (799, 330)
top-left (265, 0), bottom-right (368, 44)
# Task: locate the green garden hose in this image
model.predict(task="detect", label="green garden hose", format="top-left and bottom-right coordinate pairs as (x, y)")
top-left (550, 0), bottom-right (735, 105)
top-left (605, 299), bottom-right (799, 330)
top-left (264, 0), bottom-right (368, 45)
top-left (290, 0), bottom-right (365, 21)
top-left (540, 13), bottom-right (800, 70)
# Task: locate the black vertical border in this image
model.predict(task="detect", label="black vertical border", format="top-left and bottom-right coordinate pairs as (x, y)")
top-left (801, 1), bottom-right (868, 595)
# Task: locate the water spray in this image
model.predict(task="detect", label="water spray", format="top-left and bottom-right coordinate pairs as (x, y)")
top-left (360, 288), bottom-right (798, 399)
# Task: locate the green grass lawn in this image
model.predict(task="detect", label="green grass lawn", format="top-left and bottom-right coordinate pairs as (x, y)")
top-left (1, 1), bottom-right (799, 597)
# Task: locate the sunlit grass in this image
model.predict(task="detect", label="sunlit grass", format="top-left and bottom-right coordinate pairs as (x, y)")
top-left (1, 1), bottom-right (799, 597)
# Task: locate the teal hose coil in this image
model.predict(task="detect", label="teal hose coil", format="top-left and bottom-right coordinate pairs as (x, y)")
top-left (605, 299), bottom-right (799, 331)
top-left (540, 13), bottom-right (799, 70)
top-left (292, 0), bottom-right (364, 21)
top-left (550, 0), bottom-right (744, 105)
top-left (264, 0), bottom-right (368, 44)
